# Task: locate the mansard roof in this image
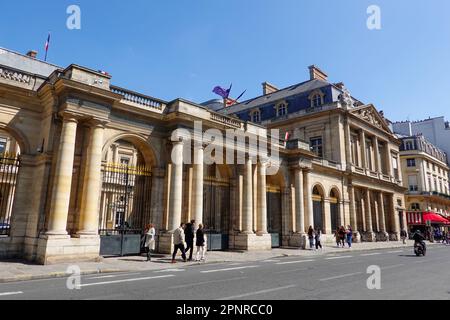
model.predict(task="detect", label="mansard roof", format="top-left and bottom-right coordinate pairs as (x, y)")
top-left (219, 78), bottom-right (330, 114)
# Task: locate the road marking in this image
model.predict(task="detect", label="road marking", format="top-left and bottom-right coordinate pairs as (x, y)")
top-left (381, 264), bottom-right (404, 270)
top-left (274, 268), bottom-right (308, 274)
top-left (80, 275), bottom-right (175, 287)
top-left (168, 277), bottom-right (247, 289)
top-left (325, 255), bottom-right (353, 260)
top-left (86, 273), bottom-right (141, 280)
top-left (276, 259), bottom-right (315, 265)
top-left (0, 291), bottom-right (23, 297)
top-left (360, 253), bottom-right (381, 257)
top-left (319, 272), bottom-right (363, 281)
top-left (201, 266), bottom-right (259, 273)
top-left (387, 250), bottom-right (403, 254)
top-left (155, 269), bottom-right (185, 273)
top-left (217, 285), bottom-right (296, 300)
top-left (228, 263), bottom-right (243, 266)
top-left (263, 260), bottom-right (281, 263)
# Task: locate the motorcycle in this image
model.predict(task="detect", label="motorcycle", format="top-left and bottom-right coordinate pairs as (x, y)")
top-left (414, 242), bottom-right (426, 256)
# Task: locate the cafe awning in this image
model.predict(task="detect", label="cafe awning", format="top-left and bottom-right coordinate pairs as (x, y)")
top-left (407, 212), bottom-right (450, 225)
top-left (423, 212), bottom-right (450, 225)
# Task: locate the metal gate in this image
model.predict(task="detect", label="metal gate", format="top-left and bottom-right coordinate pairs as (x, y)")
top-left (204, 175), bottom-right (230, 251)
top-left (0, 154), bottom-right (19, 237)
top-left (99, 163), bottom-right (152, 256)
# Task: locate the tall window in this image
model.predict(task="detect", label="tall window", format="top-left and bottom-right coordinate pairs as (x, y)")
top-left (366, 140), bottom-right (373, 170)
top-left (428, 175), bottom-right (432, 192)
top-left (351, 134), bottom-right (359, 166)
top-left (434, 176), bottom-right (438, 191)
top-left (310, 137), bottom-right (323, 158)
top-left (392, 154), bottom-right (399, 179)
top-left (407, 158), bottom-right (416, 167)
top-left (408, 175), bottom-right (418, 192)
top-left (276, 103), bottom-right (288, 117)
top-left (0, 138), bottom-right (6, 155)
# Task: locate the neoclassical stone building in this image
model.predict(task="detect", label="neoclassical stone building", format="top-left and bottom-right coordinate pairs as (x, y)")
top-left (0, 48), bottom-right (406, 264)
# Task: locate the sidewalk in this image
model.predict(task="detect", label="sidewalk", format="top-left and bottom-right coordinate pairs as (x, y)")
top-left (0, 240), bottom-right (442, 283)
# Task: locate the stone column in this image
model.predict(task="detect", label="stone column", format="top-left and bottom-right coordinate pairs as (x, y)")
top-left (46, 116), bottom-right (78, 235)
top-left (378, 192), bottom-right (389, 241)
top-left (192, 144), bottom-right (204, 226)
top-left (324, 199), bottom-right (332, 234)
top-left (390, 194), bottom-right (400, 241)
top-left (348, 185), bottom-right (357, 229)
top-left (168, 139), bottom-right (184, 231)
top-left (359, 130), bottom-right (366, 169)
top-left (304, 170), bottom-right (314, 229)
top-left (385, 144), bottom-right (392, 177)
top-left (364, 189), bottom-right (375, 241)
top-left (257, 161), bottom-right (268, 235)
top-left (344, 119), bottom-right (352, 169)
top-left (77, 121), bottom-right (105, 235)
top-left (294, 168), bottom-right (305, 233)
top-left (242, 156), bottom-right (254, 234)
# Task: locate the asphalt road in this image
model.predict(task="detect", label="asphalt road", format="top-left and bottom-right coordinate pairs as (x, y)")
top-left (1, 245), bottom-right (450, 300)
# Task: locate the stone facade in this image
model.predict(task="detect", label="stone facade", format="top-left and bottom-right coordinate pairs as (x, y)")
top-left (0, 48), bottom-right (406, 264)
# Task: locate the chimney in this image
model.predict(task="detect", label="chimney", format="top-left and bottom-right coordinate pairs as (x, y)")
top-left (334, 82), bottom-right (345, 90)
top-left (26, 50), bottom-right (38, 59)
top-left (308, 65), bottom-right (328, 81)
top-left (262, 82), bottom-right (278, 95)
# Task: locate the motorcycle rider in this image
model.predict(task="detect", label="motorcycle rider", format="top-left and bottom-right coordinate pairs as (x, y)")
top-left (413, 230), bottom-right (426, 251)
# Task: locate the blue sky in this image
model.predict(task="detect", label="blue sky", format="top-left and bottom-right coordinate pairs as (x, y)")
top-left (1, 0), bottom-right (450, 122)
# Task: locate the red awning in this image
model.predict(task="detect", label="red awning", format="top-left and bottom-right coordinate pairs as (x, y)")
top-left (423, 212), bottom-right (450, 225)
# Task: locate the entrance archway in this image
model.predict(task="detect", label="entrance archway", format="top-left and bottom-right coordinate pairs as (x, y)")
top-left (99, 138), bottom-right (154, 232)
top-left (312, 185), bottom-right (325, 231)
top-left (266, 171), bottom-right (284, 247)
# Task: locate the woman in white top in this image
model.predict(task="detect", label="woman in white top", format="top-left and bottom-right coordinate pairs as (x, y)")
top-left (144, 224), bottom-right (156, 261)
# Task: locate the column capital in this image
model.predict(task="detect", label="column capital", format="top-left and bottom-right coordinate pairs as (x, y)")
top-left (59, 112), bottom-right (79, 123)
top-left (86, 118), bottom-right (109, 128)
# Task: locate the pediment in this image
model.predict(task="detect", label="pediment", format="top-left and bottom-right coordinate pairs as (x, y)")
top-left (350, 104), bottom-right (392, 133)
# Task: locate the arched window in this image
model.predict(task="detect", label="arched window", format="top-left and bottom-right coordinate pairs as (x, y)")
top-left (276, 103), bottom-right (288, 117)
top-left (312, 94), bottom-right (322, 107)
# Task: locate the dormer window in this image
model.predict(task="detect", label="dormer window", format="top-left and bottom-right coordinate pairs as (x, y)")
top-left (276, 102), bottom-right (288, 117)
top-left (250, 109), bottom-right (261, 122)
top-left (308, 89), bottom-right (325, 108)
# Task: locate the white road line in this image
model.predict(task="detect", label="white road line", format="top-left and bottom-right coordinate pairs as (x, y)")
top-left (263, 260), bottom-right (281, 263)
top-left (217, 285), bottom-right (296, 300)
top-left (325, 255), bottom-right (353, 260)
top-left (276, 259), bottom-right (315, 265)
top-left (0, 291), bottom-right (23, 297)
top-left (319, 272), bottom-right (363, 281)
top-left (360, 253), bottom-right (381, 257)
top-left (381, 264), bottom-right (404, 270)
top-left (155, 269), bottom-right (185, 273)
top-left (80, 275), bottom-right (175, 287)
top-left (274, 268), bottom-right (308, 274)
top-left (86, 273), bottom-right (141, 280)
top-left (168, 277), bottom-right (247, 289)
top-left (201, 266), bottom-right (259, 273)
top-left (387, 250), bottom-right (403, 254)
top-left (228, 263), bottom-right (243, 266)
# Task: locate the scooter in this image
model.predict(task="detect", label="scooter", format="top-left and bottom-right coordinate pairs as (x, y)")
top-left (414, 242), bottom-right (426, 256)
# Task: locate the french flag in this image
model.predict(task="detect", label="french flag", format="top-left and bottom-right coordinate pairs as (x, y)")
top-left (44, 33), bottom-right (50, 61)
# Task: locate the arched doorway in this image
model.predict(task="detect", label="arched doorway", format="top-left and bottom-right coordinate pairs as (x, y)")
top-left (99, 139), bottom-right (153, 232)
top-left (203, 164), bottom-right (231, 250)
top-left (329, 188), bottom-right (340, 232)
top-left (312, 185), bottom-right (324, 231)
top-left (0, 130), bottom-right (21, 237)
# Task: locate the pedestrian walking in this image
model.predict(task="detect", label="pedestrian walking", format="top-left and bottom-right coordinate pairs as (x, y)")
top-left (195, 224), bottom-right (206, 261)
top-left (307, 226), bottom-right (315, 250)
top-left (338, 226), bottom-right (346, 248)
top-left (400, 229), bottom-right (408, 245)
top-left (171, 223), bottom-right (187, 263)
top-left (315, 228), bottom-right (323, 250)
top-left (185, 219), bottom-right (196, 261)
top-left (334, 228), bottom-right (341, 247)
top-left (143, 223), bottom-right (156, 261)
top-left (346, 225), bottom-right (353, 248)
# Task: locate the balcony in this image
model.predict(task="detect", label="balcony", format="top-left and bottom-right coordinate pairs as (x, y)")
top-left (286, 139), bottom-right (311, 152)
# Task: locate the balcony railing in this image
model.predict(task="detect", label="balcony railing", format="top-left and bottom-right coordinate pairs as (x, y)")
top-left (111, 85), bottom-right (166, 110)
top-left (210, 113), bottom-right (242, 128)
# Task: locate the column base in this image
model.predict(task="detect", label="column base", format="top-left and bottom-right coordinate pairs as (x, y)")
top-left (230, 233), bottom-right (272, 251)
top-left (353, 231), bottom-right (362, 243)
top-left (376, 231), bottom-right (390, 242)
top-left (158, 232), bottom-right (175, 254)
top-left (36, 234), bottom-right (101, 265)
top-left (289, 233), bottom-right (307, 249)
top-left (362, 231), bottom-right (377, 242)
top-left (389, 232), bottom-right (400, 241)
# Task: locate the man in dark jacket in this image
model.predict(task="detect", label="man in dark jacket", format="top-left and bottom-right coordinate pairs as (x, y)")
top-left (413, 230), bottom-right (426, 250)
top-left (185, 219), bottom-right (196, 261)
